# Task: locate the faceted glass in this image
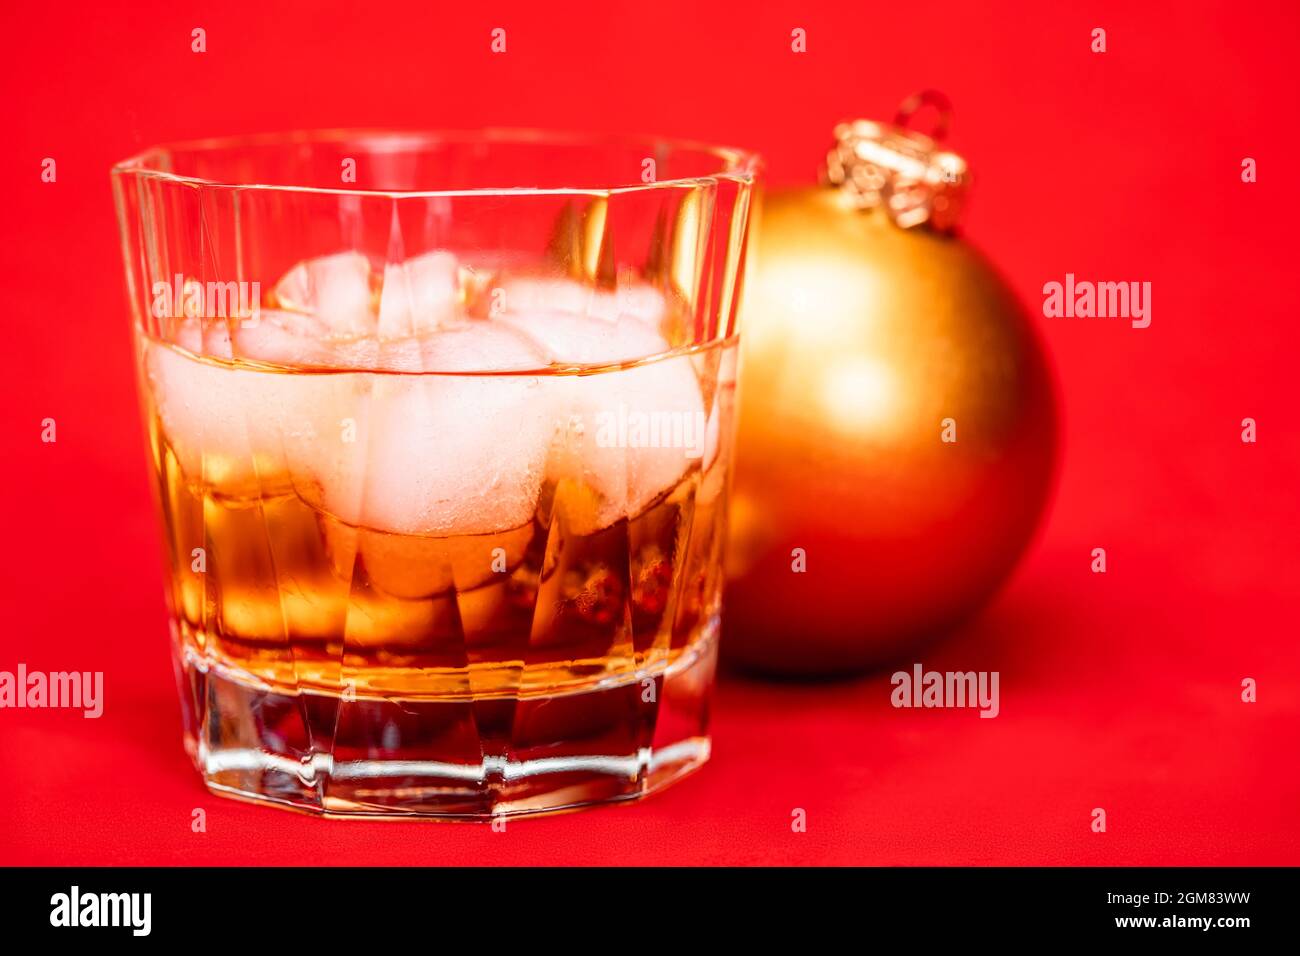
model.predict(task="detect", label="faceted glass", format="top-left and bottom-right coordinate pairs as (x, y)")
top-left (112, 131), bottom-right (758, 817)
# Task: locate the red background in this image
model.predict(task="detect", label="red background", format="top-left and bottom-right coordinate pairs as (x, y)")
top-left (2, 0), bottom-right (1297, 865)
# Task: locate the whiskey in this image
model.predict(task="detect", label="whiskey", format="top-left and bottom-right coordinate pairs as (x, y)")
top-left (140, 288), bottom-right (734, 817)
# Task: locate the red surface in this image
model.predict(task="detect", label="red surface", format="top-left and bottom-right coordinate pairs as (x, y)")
top-left (2, 1), bottom-right (1297, 865)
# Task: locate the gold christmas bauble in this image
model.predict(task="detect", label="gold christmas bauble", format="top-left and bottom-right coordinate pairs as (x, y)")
top-left (724, 117), bottom-right (1056, 676)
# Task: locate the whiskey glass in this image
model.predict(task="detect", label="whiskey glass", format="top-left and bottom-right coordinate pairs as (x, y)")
top-left (112, 130), bottom-right (757, 817)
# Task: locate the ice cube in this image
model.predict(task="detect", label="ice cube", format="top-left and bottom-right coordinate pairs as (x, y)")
top-left (501, 277), bottom-right (668, 329)
top-left (171, 317), bottom-right (235, 359)
top-left (377, 250), bottom-right (460, 340)
top-left (495, 310), bottom-right (704, 527)
top-left (496, 308), bottom-right (666, 366)
top-left (316, 322), bottom-right (558, 537)
top-left (374, 337), bottom-right (424, 372)
top-left (232, 309), bottom-right (356, 367)
top-left (349, 377), bottom-right (554, 536)
top-left (273, 251), bottom-right (374, 336)
top-left (419, 320), bottom-right (551, 372)
top-left (578, 353), bottom-right (705, 521)
top-left (145, 339), bottom-right (285, 489)
top-left (149, 316), bottom-right (364, 494)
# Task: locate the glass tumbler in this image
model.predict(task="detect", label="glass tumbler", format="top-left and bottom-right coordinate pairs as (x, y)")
top-left (112, 131), bottom-right (758, 818)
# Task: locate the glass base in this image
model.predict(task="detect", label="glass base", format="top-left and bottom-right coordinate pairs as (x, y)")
top-left (176, 623), bottom-right (717, 819)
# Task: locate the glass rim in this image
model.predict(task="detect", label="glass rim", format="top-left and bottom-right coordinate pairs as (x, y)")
top-left (111, 127), bottom-right (762, 198)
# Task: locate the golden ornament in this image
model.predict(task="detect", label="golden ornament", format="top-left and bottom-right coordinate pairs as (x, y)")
top-left (724, 95), bottom-right (1057, 676)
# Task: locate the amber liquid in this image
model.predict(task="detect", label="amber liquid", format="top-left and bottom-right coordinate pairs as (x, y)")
top-left (156, 440), bottom-right (723, 697)
top-left (141, 337), bottom-right (732, 816)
